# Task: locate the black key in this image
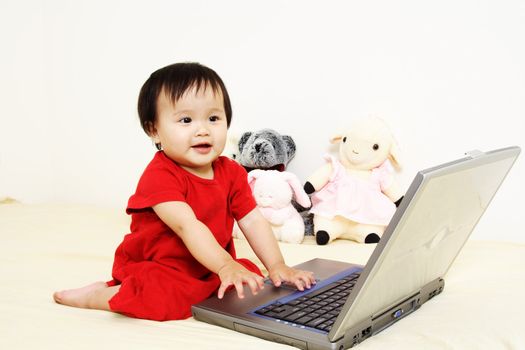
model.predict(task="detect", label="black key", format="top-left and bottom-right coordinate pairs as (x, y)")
top-left (272, 306), bottom-right (286, 313)
top-left (255, 307), bottom-right (272, 315)
top-left (309, 312), bottom-right (321, 318)
top-left (302, 307), bottom-right (317, 313)
top-left (308, 284), bottom-right (338, 298)
top-left (324, 315), bottom-right (337, 323)
top-left (287, 299), bottom-right (302, 306)
top-left (306, 317), bottom-right (328, 328)
top-left (317, 323), bottom-right (329, 331)
top-left (274, 305), bottom-right (303, 317)
top-left (280, 306), bottom-right (303, 317)
top-left (341, 282), bottom-right (354, 289)
top-left (318, 305), bottom-right (335, 313)
top-left (349, 273), bottom-right (360, 280)
top-left (295, 315), bottom-right (315, 325)
top-left (283, 310), bottom-right (308, 322)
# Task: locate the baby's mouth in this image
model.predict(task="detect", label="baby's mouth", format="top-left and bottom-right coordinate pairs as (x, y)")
top-left (192, 143), bottom-right (213, 153)
top-left (193, 143), bottom-right (211, 148)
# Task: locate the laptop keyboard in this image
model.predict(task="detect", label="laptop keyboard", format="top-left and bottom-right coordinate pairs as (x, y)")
top-left (254, 272), bottom-right (360, 332)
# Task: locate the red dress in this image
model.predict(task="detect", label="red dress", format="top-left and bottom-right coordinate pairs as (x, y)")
top-left (107, 152), bottom-right (261, 321)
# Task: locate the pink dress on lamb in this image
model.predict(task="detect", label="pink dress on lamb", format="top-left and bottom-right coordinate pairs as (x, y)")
top-left (310, 155), bottom-right (396, 226)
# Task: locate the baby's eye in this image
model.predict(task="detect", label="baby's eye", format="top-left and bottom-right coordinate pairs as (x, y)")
top-left (209, 115), bottom-right (220, 122)
top-left (180, 117), bottom-right (192, 124)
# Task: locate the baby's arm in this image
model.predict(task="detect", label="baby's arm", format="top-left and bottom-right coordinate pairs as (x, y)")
top-left (153, 201), bottom-right (264, 299)
top-left (238, 208), bottom-right (316, 290)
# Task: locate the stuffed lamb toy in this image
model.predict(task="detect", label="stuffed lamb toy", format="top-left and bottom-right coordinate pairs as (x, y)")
top-left (304, 117), bottom-right (404, 245)
top-left (248, 170), bottom-right (311, 244)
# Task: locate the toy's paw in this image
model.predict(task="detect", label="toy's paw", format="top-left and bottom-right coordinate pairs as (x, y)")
top-left (315, 230), bottom-right (330, 245)
top-left (364, 233), bottom-right (380, 244)
top-left (304, 181), bottom-right (315, 194)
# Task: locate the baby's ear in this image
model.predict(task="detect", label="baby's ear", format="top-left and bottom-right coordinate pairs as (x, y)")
top-left (146, 123), bottom-right (160, 144)
top-left (330, 134), bottom-right (344, 144)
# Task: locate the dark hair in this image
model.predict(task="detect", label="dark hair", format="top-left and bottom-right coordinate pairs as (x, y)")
top-left (137, 62), bottom-right (232, 149)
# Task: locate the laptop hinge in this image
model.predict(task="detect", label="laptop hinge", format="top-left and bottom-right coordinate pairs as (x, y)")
top-left (343, 277), bottom-right (445, 348)
top-left (466, 149), bottom-right (484, 158)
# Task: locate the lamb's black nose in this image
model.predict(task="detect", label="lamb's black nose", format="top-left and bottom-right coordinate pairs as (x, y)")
top-left (255, 144), bottom-right (261, 152)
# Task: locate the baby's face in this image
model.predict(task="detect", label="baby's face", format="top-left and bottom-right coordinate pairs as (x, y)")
top-left (151, 85), bottom-right (227, 178)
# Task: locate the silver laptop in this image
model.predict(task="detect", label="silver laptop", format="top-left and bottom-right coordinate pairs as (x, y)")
top-left (192, 146), bottom-right (520, 349)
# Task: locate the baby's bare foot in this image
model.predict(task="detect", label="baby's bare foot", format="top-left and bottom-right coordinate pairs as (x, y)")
top-left (53, 281), bottom-right (108, 308)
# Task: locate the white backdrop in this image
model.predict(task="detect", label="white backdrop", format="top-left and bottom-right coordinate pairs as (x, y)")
top-left (1, 0), bottom-right (523, 241)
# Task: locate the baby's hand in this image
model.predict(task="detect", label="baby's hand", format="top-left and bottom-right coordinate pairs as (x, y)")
top-left (217, 260), bottom-right (265, 299)
top-left (268, 262), bottom-right (316, 291)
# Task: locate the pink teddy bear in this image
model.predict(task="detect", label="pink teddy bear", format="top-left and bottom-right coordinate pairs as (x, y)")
top-left (248, 170), bottom-right (311, 244)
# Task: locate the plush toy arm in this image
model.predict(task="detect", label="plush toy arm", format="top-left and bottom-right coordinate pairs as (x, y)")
top-left (274, 207), bottom-right (297, 225)
top-left (304, 163), bottom-right (332, 194)
top-left (281, 171), bottom-right (311, 208)
top-left (383, 180), bottom-right (405, 204)
top-left (260, 206), bottom-right (294, 225)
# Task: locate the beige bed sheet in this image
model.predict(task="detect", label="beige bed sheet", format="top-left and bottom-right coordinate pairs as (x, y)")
top-left (1, 203), bottom-right (524, 349)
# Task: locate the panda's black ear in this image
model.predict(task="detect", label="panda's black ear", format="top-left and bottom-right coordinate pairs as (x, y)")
top-left (238, 132), bottom-right (252, 153)
top-left (282, 135), bottom-right (296, 161)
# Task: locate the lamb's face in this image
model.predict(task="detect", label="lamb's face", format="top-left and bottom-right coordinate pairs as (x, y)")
top-left (339, 121), bottom-right (392, 170)
top-left (252, 175), bottom-right (292, 209)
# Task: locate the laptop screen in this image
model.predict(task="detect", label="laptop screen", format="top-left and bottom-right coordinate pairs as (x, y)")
top-left (330, 147), bottom-right (520, 341)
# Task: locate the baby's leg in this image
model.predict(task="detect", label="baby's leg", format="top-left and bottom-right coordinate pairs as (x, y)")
top-left (53, 281), bottom-right (120, 311)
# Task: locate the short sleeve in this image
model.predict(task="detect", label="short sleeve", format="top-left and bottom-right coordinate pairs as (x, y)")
top-left (226, 160), bottom-right (257, 221)
top-left (375, 160), bottom-right (395, 191)
top-left (127, 153), bottom-right (187, 213)
top-left (323, 154), bottom-right (340, 181)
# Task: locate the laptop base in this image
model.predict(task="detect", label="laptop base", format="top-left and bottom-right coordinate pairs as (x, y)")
top-left (193, 259), bottom-right (445, 350)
